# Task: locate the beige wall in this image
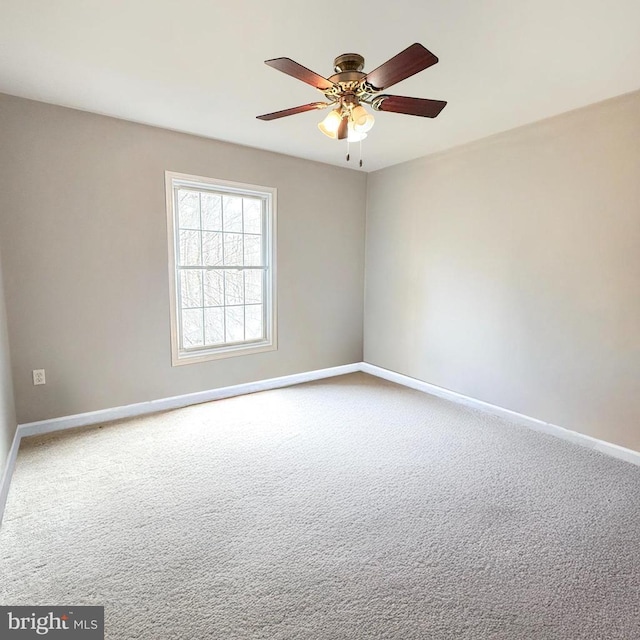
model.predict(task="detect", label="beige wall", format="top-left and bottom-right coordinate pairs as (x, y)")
top-left (2, 89), bottom-right (638, 453)
top-left (0, 94), bottom-right (366, 423)
top-left (0, 247), bottom-right (16, 476)
top-left (365, 90), bottom-right (640, 451)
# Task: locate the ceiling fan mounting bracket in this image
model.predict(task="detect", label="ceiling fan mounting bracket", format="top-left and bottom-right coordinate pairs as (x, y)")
top-left (333, 53), bottom-right (365, 73)
top-left (371, 95), bottom-right (385, 111)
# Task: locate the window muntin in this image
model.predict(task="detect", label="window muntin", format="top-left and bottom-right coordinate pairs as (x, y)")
top-left (166, 172), bottom-right (276, 365)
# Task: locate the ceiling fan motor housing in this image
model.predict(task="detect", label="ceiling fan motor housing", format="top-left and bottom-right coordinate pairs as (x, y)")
top-left (329, 53), bottom-right (367, 86)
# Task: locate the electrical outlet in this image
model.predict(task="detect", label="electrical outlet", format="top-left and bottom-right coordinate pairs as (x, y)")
top-left (33, 369), bottom-right (46, 385)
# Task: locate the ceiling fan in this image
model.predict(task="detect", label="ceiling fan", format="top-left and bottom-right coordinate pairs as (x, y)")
top-left (257, 43), bottom-right (447, 165)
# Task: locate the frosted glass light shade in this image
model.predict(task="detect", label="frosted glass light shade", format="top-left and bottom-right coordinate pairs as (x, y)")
top-left (347, 122), bottom-right (367, 142)
top-left (318, 109), bottom-right (343, 138)
top-left (351, 105), bottom-right (375, 133)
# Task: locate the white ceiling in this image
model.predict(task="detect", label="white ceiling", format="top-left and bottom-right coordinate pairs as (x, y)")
top-left (1, 0), bottom-right (639, 172)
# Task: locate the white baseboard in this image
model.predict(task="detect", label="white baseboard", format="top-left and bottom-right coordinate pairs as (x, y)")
top-left (17, 363), bottom-right (361, 438)
top-left (361, 363), bottom-right (640, 467)
top-left (0, 429), bottom-right (21, 526)
top-left (2, 360), bottom-right (637, 526)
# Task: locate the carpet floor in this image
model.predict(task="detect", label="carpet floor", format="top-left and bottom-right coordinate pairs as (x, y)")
top-left (1, 372), bottom-right (639, 639)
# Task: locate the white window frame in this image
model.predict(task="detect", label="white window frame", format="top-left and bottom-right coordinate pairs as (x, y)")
top-left (165, 171), bottom-right (277, 366)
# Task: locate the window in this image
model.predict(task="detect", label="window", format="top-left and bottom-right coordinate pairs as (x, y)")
top-left (165, 172), bottom-right (277, 365)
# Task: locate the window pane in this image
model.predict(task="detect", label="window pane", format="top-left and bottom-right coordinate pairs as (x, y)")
top-left (179, 230), bottom-right (201, 266)
top-left (180, 270), bottom-right (202, 308)
top-left (204, 270), bottom-right (224, 307)
top-left (170, 175), bottom-right (273, 362)
top-left (182, 309), bottom-right (204, 348)
top-left (202, 231), bottom-right (223, 266)
top-left (178, 190), bottom-right (200, 229)
top-left (204, 307), bottom-right (224, 345)
top-left (225, 270), bottom-right (244, 305)
top-left (223, 233), bottom-right (243, 265)
top-left (243, 198), bottom-right (262, 234)
top-left (201, 193), bottom-right (222, 231)
top-left (243, 234), bottom-right (262, 266)
top-left (225, 306), bottom-right (244, 342)
top-left (223, 196), bottom-right (243, 232)
top-left (244, 269), bottom-right (263, 304)
top-left (245, 304), bottom-right (264, 340)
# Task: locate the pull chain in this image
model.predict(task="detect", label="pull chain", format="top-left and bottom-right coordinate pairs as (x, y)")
top-left (346, 138), bottom-right (350, 162)
top-left (359, 139), bottom-right (363, 168)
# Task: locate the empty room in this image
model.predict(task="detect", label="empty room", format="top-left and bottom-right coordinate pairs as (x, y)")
top-left (0, 1), bottom-right (639, 638)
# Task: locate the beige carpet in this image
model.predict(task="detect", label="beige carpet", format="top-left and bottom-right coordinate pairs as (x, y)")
top-left (1, 372), bottom-right (639, 638)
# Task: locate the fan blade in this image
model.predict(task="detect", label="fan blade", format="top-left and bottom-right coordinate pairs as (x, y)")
top-left (257, 102), bottom-right (330, 121)
top-left (265, 57), bottom-right (335, 90)
top-left (364, 43), bottom-right (439, 91)
top-left (373, 95), bottom-right (447, 118)
top-left (337, 116), bottom-right (348, 140)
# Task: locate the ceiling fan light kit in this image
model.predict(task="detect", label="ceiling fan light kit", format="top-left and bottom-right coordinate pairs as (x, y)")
top-left (257, 43), bottom-right (447, 167)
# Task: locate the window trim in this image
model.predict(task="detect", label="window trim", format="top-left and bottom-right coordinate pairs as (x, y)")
top-left (165, 171), bottom-right (277, 366)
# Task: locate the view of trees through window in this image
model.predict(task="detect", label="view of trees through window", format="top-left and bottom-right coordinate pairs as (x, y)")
top-left (176, 188), bottom-right (266, 350)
